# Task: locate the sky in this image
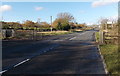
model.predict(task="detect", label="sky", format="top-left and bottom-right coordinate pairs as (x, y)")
top-left (0, 1), bottom-right (118, 25)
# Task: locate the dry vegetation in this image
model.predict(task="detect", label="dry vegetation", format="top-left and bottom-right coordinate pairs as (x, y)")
top-left (38, 31), bottom-right (72, 36)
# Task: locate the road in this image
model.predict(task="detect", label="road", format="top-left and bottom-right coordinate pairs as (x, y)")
top-left (2, 30), bottom-right (106, 75)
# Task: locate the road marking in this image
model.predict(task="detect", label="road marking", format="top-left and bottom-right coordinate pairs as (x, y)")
top-left (2, 44), bottom-right (60, 74)
top-left (97, 45), bottom-right (108, 74)
top-left (14, 59), bottom-right (30, 67)
top-left (79, 32), bottom-right (86, 35)
top-left (69, 32), bottom-right (88, 40)
top-left (69, 37), bottom-right (76, 40)
top-left (54, 40), bottom-right (63, 41)
top-left (0, 70), bottom-right (7, 74)
top-left (13, 45), bottom-right (59, 68)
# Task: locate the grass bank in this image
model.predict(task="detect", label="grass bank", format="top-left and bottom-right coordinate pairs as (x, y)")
top-left (95, 32), bottom-right (119, 75)
top-left (38, 31), bottom-right (72, 36)
top-left (100, 44), bottom-right (119, 74)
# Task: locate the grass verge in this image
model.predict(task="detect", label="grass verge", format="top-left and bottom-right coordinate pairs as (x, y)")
top-left (95, 32), bottom-right (119, 75)
top-left (100, 44), bottom-right (119, 74)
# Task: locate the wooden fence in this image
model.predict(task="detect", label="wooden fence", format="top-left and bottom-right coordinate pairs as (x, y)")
top-left (99, 22), bottom-right (118, 45)
top-left (103, 32), bottom-right (118, 44)
top-left (2, 29), bottom-right (43, 40)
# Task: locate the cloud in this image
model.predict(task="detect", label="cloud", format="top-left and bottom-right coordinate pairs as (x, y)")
top-left (0, 5), bottom-right (12, 12)
top-left (35, 7), bottom-right (43, 11)
top-left (92, 0), bottom-right (119, 8)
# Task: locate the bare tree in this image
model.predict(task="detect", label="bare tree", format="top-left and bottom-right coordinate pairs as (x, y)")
top-left (57, 12), bottom-right (75, 22)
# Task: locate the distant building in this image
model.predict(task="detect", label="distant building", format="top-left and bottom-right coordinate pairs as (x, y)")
top-left (103, 21), bottom-right (113, 32)
top-left (106, 22), bottom-right (113, 29)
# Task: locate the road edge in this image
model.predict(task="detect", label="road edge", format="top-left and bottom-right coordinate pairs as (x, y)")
top-left (95, 32), bottom-right (108, 74)
top-left (97, 45), bottom-right (108, 74)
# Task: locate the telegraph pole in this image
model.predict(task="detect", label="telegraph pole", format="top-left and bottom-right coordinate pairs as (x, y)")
top-left (50, 16), bottom-right (53, 32)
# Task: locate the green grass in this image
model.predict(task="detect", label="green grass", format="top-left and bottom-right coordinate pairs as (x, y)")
top-left (100, 44), bottom-right (119, 74)
top-left (95, 32), bottom-right (119, 75)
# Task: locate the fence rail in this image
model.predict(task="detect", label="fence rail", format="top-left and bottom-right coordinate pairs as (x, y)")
top-left (100, 31), bottom-right (119, 45)
top-left (2, 29), bottom-right (43, 40)
top-left (99, 21), bottom-right (118, 45)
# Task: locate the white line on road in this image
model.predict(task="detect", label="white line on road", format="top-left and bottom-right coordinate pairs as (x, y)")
top-left (54, 40), bottom-right (63, 41)
top-left (1, 44), bottom-right (59, 74)
top-left (69, 37), bottom-right (76, 40)
top-left (69, 32), bottom-right (87, 40)
top-left (79, 32), bottom-right (86, 36)
top-left (0, 70), bottom-right (7, 74)
top-left (14, 59), bottom-right (30, 67)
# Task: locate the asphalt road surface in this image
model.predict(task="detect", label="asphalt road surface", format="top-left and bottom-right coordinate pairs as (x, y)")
top-left (2, 30), bottom-right (106, 75)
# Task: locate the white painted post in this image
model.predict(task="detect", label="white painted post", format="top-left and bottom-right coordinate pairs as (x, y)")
top-left (50, 16), bottom-right (53, 32)
top-left (99, 24), bottom-right (104, 44)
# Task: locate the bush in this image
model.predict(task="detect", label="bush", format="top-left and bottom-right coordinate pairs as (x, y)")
top-left (62, 22), bottom-right (70, 31)
top-left (56, 22), bottom-right (70, 31)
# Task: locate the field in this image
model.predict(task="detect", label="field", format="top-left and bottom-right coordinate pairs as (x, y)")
top-left (37, 31), bottom-right (72, 36)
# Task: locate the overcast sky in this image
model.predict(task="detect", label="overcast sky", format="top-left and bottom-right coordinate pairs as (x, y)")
top-left (1, 1), bottom-right (118, 25)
